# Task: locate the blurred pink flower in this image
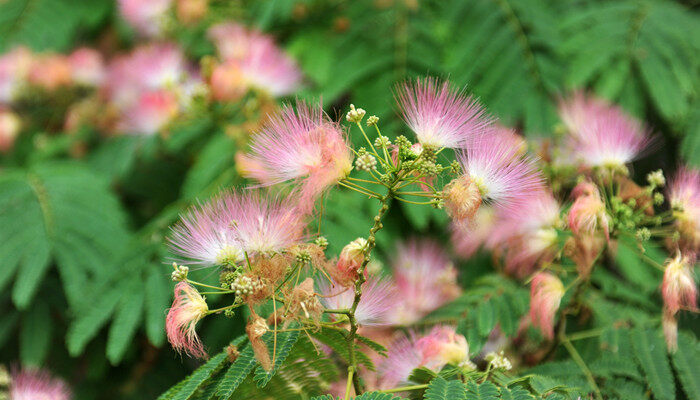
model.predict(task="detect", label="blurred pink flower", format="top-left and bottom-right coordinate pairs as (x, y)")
top-left (0, 108), bottom-right (21, 152)
top-left (558, 92), bottom-right (652, 168)
top-left (319, 276), bottom-right (396, 326)
top-left (166, 282), bottom-right (208, 358)
top-left (118, 0), bottom-right (172, 37)
top-left (0, 47), bottom-right (32, 104)
top-left (450, 206), bottom-right (498, 258)
top-left (568, 181), bottom-right (610, 239)
top-left (529, 272), bottom-right (564, 340)
top-left (661, 252), bottom-right (697, 315)
top-left (169, 189), bottom-right (306, 267)
top-left (119, 90), bottom-right (179, 135)
top-left (395, 77), bottom-right (491, 149)
top-left (68, 47), bottom-right (105, 86)
top-left (388, 240), bottom-right (460, 325)
top-left (238, 101), bottom-right (353, 212)
top-left (668, 167), bottom-right (700, 252)
top-left (27, 54), bottom-right (72, 91)
top-left (10, 368), bottom-right (71, 400)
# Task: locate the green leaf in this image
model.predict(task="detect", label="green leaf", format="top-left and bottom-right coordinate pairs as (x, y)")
top-left (181, 133), bottom-right (237, 199)
top-left (465, 380), bottom-right (500, 400)
top-left (630, 328), bottom-right (675, 400)
top-left (253, 329), bottom-right (300, 387)
top-left (19, 299), bottom-right (52, 366)
top-left (106, 280), bottom-right (144, 364)
top-left (171, 353), bottom-right (229, 400)
top-left (145, 267), bottom-right (170, 346)
top-left (354, 392), bottom-right (405, 400)
top-left (66, 286), bottom-right (122, 356)
top-left (671, 332), bottom-right (700, 400)
top-left (215, 345), bottom-right (257, 399)
top-left (500, 387), bottom-right (535, 400)
top-left (425, 376), bottom-right (466, 400)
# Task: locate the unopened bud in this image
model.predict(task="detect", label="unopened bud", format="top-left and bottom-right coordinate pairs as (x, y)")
top-left (647, 169), bottom-right (666, 187)
top-left (171, 263), bottom-right (189, 281)
top-left (366, 115), bottom-right (379, 126)
top-left (374, 135), bottom-right (391, 148)
top-left (314, 236), bottom-right (329, 248)
top-left (355, 153), bottom-right (377, 171)
top-left (346, 104), bottom-right (366, 123)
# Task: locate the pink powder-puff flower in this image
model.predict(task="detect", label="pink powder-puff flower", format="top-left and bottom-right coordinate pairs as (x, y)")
top-left (661, 252), bottom-right (697, 315)
top-left (0, 47), bottom-right (33, 104)
top-left (529, 272), bottom-right (565, 340)
top-left (331, 238), bottom-right (368, 287)
top-left (119, 90), bottom-right (179, 135)
top-left (445, 130), bottom-right (543, 220)
top-left (27, 54), bottom-right (72, 91)
top-left (379, 326), bottom-right (470, 389)
top-left (558, 92), bottom-right (652, 168)
top-left (0, 108), bottom-right (21, 153)
top-left (207, 23), bottom-right (302, 98)
top-left (490, 192), bottom-right (561, 277)
top-left (166, 282), bottom-right (209, 358)
top-left (395, 77), bottom-right (492, 149)
top-left (450, 205), bottom-right (498, 258)
top-left (568, 181), bottom-right (610, 239)
top-left (238, 101), bottom-right (353, 212)
top-left (118, 0), bottom-right (172, 37)
top-left (68, 47), bottom-right (105, 87)
top-left (668, 167), bottom-right (700, 252)
top-left (662, 311), bottom-right (678, 352)
top-left (10, 368), bottom-right (71, 400)
top-left (169, 189), bottom-right (305, 267)
top-left (319, 276), bottom-right (395, 326)
top-left (388, 240), bottom-right (460, 325)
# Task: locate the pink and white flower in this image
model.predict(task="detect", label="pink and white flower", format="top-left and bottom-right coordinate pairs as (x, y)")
top-left (446, 129), bottom-right (543, 220)
top-left (0, 47), bottom-right (33, 104)
top-left (319, 276), bottom-right (395, 326)
top-left (169, 190), bottom-right (306, 267)
top-left (558, 92), bottom-right (652, 168)
top-left (568, 181), bottom-right (610, 239)
top-left (68, 47), bottom-right (105, 87)
top-left (238, 101), bottom-right (353, 211)
top-left (661, 252), bottom-right (697, 315)
top-left (395, 77), bottom-right (492, 149)
top-left (529, 272), bottom-right (564, 340)
top-left (118, 0), bottom-right (172, 37)
top-left (450, 206), bottom-right (498, 258)
top-left (207, 23), bottom-right (302, 98)
top-left (378, 326), bottom-right (470, 388)
top-left (388, 240), bottom-right (460, 325)
top-left (118, 90), bottom-right (179, 135)
top-left (10, 368), bottom-right (71, 400)
top-left (668, 167), bottom-right (700, 252)
top-left (166, 282), bottom-right (209, 358)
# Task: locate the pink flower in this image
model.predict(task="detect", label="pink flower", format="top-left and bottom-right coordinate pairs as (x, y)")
top-left (450, 206), bottom-right (498, 258)
top-left (558, 92), bottom-right (652, 168)
top-left (668, 167), bottom-right (700, 252)
top-left (68, 47), bottom-right (105, 86)
top-left (661, 252), bottom-right (697, 315)
top-left (118, 0), bottom-right (172, 37)
top-left (169, 189), bottom-right (305, 267)
top-left (319, 276), bottom-right (395, 326)
top-left (27, 54), bottom-right (72, 91)
top-left (238, 101), bottom-right (353, 212)
top-left (395, 77), bottom-right (491, 149)
top-left (10, 368), bottom-right (71, 400)
top-left (207, 23), bottom-right (301, 98)
top-left (0, 108), bottom-right (21, 153)
top-left (379, 326), bottom-right (470, 388)
top-left (529, 272), bottom-right (564, 340)
top-left (119, 90), bottom-right (179, 135)
top-left (0, 47), bottom-right (32, 104)
top-left (447, 129), bottom-right (543, 219)
top-left (166, 282), bottom-right (209, 358)
top-left (490, 192), bottom-right (561, 277)
top-left (568, 181), bottom-right (610, 239)
top-left (663, 311), bottom-right (678, 352)
top-left (331, 238), bottom-right (368, 287)
top-left (388, 240), bottom-right (460, 325)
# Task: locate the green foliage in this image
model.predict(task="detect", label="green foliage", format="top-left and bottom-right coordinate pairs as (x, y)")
top-left (672, 332), bottom-right (700, 400)
top-left (630, 329), bottom-right (675, 400)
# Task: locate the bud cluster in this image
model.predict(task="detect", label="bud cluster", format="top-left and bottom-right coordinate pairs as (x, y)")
top-left (171, 263), bottom-right (189, 281)
top-left (346, 104), bottom-right (366, 123)
top-left (231, 275), bottom-right (264, 297)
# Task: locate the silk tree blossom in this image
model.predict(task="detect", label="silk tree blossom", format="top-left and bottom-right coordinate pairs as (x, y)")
top-left (319, 276), bottom-right (395, 326)
top-left (529, 272), bottom-right (565, 340)
top-left (445, 130), bottom-right (543, 220)
top-left (118, 0), bottom-right (172, 37)
top-left (10, 368), bottom-right (71, 400)
top-left (379, 326), bottom-right (471, 389)
top-left (169, 189), bottom-right (305, 267)
top-left (661, 253), bottom-right (697, 315)
top-left (450, 205), bottom-right (498, 258)
top-left (119, 90), bottom-right (179, 135)
top-left (0, 47), bottom-right (32, 104)
top-left (388, 240), bottom-right (460, 325)
top-left (207, 23), bottom-right (302, 99)
top-left (238, 101), bottom-right (353, 211)
top-left (166, 282), bottom-right (209, 358)
top-left (558, 92), bottom-right (652, 168)
top-left (490, 192), bottom-right (562, 277)
top-left (0, 108), bottom-right (21, 152)
top-left (395, 77), bottom-right (492, 149)
top-left (668, 167), bottom-right (700, 252)
top-left (68, 47), bottom-right (105, 87)
top-left (330, 238), bottom-right (368, 287)
top-left (568, 181), bottom-right (610, 239)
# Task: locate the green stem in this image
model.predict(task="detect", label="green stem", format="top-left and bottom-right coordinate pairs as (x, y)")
top-left (561, 335), bottom-right (603, 400)
top-left (379, 384), bottom-right (428, 394)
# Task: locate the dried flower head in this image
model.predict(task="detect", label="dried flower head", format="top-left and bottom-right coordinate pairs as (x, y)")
top-left (395, 77), bottom-right (491, 149)
top-left (238, 101), bottom-right (353, 212)
top-left (284, 277), bottom-right (323, 325)
top-left (247, 312), bottom-right (272, 371)
top-left (166, 282), bottom-right (209, 358)
top-left (330, 238), bottom-right (367, 287)
top-left (529, 272), bottom-right (564, 340)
